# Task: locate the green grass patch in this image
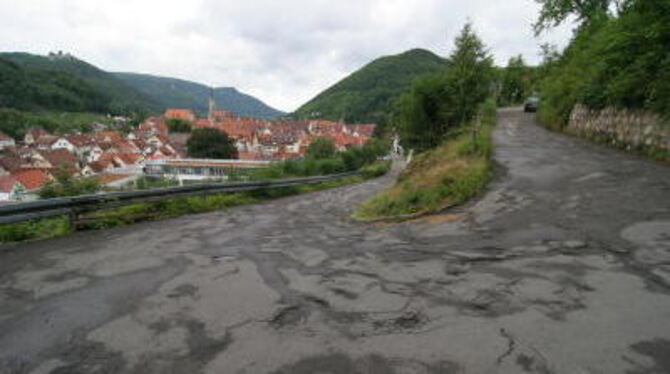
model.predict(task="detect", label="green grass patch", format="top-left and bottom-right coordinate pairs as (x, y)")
top-left (0, 216), bottom-right (71, 243)
top-left (354, 116), bottom-right (494, 221)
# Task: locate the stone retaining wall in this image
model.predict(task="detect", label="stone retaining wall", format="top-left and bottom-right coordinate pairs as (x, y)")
top-left (567, 104), bottom-right (669, 157)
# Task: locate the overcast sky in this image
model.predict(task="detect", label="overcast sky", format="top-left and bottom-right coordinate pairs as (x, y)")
top-left (0, 0), bottom-right (573, 112)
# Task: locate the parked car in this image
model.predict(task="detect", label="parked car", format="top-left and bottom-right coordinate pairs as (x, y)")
top-left (524, 96), bottom-right (540, 112)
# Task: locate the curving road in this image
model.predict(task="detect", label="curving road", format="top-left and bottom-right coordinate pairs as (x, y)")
top-left (1, 108), bottom-right (669, 374)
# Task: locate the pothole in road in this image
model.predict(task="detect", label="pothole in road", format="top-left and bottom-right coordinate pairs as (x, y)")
top-left (372, 310), bottom-right (429, 332)
top-left (269, 305), bottom-right (308, 328)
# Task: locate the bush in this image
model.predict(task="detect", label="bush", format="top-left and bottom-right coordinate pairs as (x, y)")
top-left (307, 137), bottom-right (338, 159)
top-left (0, 217), bottom-right (70, 242)
top-left (187, 128), bottom-right (238, 159)
top-left (39, 167), bottom-right (100, 198)
top-left (166, 118), bottom-right (192, 133)
top-left (360, 161), bottom-right (392, 178)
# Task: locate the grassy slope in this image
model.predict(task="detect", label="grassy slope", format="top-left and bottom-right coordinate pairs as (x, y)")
top-left (114, 72), bottom-right (285, 118)
top-left (294, 49), bottom-right (446, 123)
top-left (354, 106), bottom-right (496, 221)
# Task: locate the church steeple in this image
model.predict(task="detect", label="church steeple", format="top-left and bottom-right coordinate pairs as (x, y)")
top-left (208, 87), bottom-right (216, 123)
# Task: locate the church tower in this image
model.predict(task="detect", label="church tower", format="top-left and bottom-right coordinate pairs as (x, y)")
top-left (208, 87), bottom-right (216, 123)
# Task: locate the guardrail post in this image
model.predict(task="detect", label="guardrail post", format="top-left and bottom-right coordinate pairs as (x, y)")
top-left (69, 208), bottom-right (79, 231)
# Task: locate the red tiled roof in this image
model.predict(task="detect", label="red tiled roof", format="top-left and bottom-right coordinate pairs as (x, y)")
top-left (238, 152), bottom-right (264, 160)
top-left (25, 128), bottom-right (49, 139)
top-left (131, 138), bottom-right (147, 150)
top-left (98, 152), bottom-right (124, 166)
top-left (194, 119), bottom-right (214, 128)
top-left (96, 173), bottom-right (131, 185)
top-left (67, 134), bottom-right (95, 147)
top-left (89, 160), bottom-right (113, 173)
top-left (39, 149), bottom-right (78, 174)
top-left (95, 131), bottom-right (124, 144)
top-left (12, 169), bottom-right (49, 190)
top-left (0, 153), bottom-right (24, 173)
top-left (118, 153), bottom-right (142, 165)
top-left (0, 132), bottom-right (12, 141)
top-left (0, 175), bottom-right (20, 193)
top-left (36, 135), bottom-right (58, 146)
top-left (164, 109), bottom-right (196, 121)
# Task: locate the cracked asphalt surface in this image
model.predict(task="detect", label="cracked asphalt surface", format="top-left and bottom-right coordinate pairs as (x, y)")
top-left (1, 108), bottom-right (669, 374)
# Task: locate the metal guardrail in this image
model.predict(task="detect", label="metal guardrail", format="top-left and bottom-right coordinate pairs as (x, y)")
top-left (0, 172), bottom-right (360, 226)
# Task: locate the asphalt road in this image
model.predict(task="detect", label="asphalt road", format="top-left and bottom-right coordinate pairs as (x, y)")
top-left (1, 108), bottom-right (669, 374)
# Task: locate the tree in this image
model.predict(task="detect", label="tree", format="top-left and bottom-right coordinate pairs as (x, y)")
top-left (39, 165), bottom-right (100, 199)
top-left (534, 0), bottom-right (616, 34)
top-left (395, 74), bottom-right (450, 151)
top-left (500, 55), bottom-right (530, 105)
top-left (444, 22), bottom-right (495, 125)
top-left (535, 0), bottom-right (670, 127)
top-left (187, 128), bottom-right (238, 159)
top-left (166, 118), bottom-right (192, 133)
top-left (395, 22), bottom-right (494, 152)
top-left (307, 137), bottom-right (337, 159)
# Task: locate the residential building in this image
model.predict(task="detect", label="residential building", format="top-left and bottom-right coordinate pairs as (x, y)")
top-left (0, 175), bottom-right (24, 201)
top-left (0, 133), bottom-right (16, 150)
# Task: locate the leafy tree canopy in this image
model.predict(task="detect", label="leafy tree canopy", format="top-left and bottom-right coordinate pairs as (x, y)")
top-left (499, 55), bottom-right (534, 105)
top-left (166, 118), bottom-right (192, 133)
top-left (39, 165), bottom-right (100, 199)
top-left (536, 0), bottom-right (670, 126)
top-left (307, 137), bottom-right (338, 159)
top-left (186, 128), bottom-right (238, 159)
top-left (395, 22), bottom-right (494, 152)
top-left (534, 0), bottom-right (619, 34)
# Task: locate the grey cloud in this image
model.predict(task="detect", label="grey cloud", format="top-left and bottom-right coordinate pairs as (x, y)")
top-left (0, 0), bottom-right (571, 111)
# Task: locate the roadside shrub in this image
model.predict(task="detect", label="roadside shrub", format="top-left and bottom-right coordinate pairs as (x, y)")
top-left (307, 137), bottom-right (338, 159)
top-left (39, 167), bottom-right (100, 198)
top-left (360, 160), bottom-right (392, 178)
top-left (0, 217), bottom-right (70, 242)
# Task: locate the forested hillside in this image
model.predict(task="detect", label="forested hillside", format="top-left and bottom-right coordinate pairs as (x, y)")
top-left (294, 49), bottom-right (446, 125)
top-left (114, 73), bottom-right (285, 119)
top-left (0, 53), bottom-right (156, 114)
top-left (0, 56), bottom-right (114, 113)
top-left (0, 52), bottom-right (285, 120)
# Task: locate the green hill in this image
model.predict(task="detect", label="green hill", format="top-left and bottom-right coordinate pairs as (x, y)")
top-left (0, 52), bottom-right (157, 113)
top-left (114, 72), bottom-right (285, 119)
top-left (294, 49), bottom-right (446, 123)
